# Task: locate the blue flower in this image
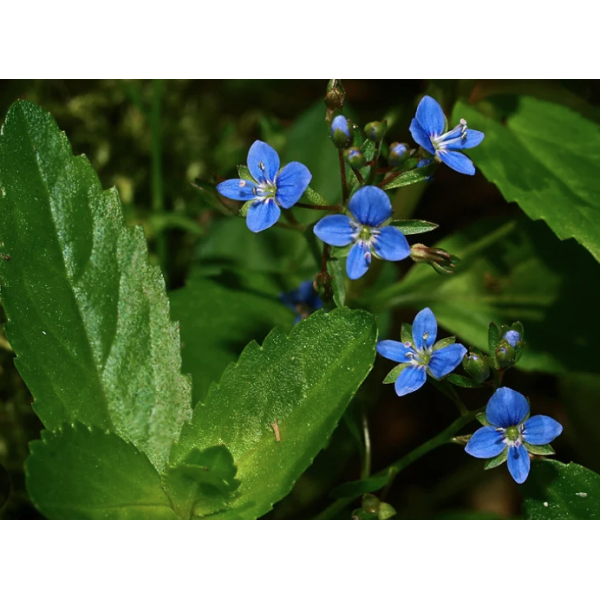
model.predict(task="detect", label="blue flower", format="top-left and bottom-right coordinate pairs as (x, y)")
top-left (280, 280), bottom-right (324, 324)
top-left (465, 387), bottom-right (563, 484)
top-left (503, 330), bottom-right (521, 348)
top-left (409, 96), bottom-right (484, 176)
top-left (377, 307), bottom-right (467, 396)
top-left (313, 186), bottom-right (410, 280)
top-left (216, 140), bottom-right (312, 233)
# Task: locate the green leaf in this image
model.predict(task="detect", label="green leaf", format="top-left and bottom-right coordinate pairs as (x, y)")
top-left (169, 308), bottom-right (377, 519)
top-left (333, 472), bottom-right (391, 500)
top-left (327, 257), bottom-right (346, 307)
top-left (299, 186), bottom-right (329, 207)
top-left (476, 412), bottom-right (491, 426)
top-left (236, 164), bottom-right (253, 181)
top-left (381, 165), bottom-right (435, 190)
top-left (454, 97), bottom-right (600, 263)
top-left (170, 277), bottom-right (294, 405)
top-left (484, 447), bottom-right (508, 470)
top-left (389, 219), bottom-right (439, 235)
top-left (488, 322), bottom-right (500, 353)
top-left (523, 443), bottom-right (555, 456)
top-left (372, 218), bottom-right (600, 374)
top-left (432, 336), bottom-right (456, 351)
top-left (163, 446), bottom-right (241, 520)
top-left (400, 323), bottom-right (413, 345)
top-left (26, 424), bottom-right (178, 520)
top-left (522, 460), bottom-right (600, 519)
top-left (0, 101), bottom-right (192, 471)
top-left (383, 363), bottom-right (408, 384)
top-left (446, 374), bottom-right (481, 389)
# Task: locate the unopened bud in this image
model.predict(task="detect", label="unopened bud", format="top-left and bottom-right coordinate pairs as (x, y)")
top-left (344, 146), bottom-right (366, 169)
top-left (364, 121), bottom-right (386, 143)
top-left (463, 351), bottom-right (490, 384)
top-left (503, 330), bottom-right (521, 348)
top-left (389, 142), bottom-right (409, 167)
top-left (495, 339), bottom-right (516, 369)
top-left (362, 493), bottom-right (380, 514)
top-left (331, 115), bottom-right (352, 148)
top-left (410, 243), bottom-right (459, 275)
top-left (325, 88), bottom-right (344, 112)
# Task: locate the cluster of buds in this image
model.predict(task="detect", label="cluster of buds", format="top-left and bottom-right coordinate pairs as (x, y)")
top-left (351, 493), bottom-right (396, 520)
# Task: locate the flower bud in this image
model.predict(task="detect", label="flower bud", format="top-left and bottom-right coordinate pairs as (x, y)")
top-left (388, 142), bottom-right (409, 167)
top-left (324, 88), bottom-right (344, 112)
top-left (364, 121), bottom-right (386, 143)
top-left (495, 339), bottom-right (516, 369)
top-left (344, 146), bottom-right (366, 169)
top-left (503, 330), bottom-right (521, 348)
top-left (331, 115), bottom-right (352, 148)
top-left (410, 243), bottom-right (459, 275)
top-left (362, 493), bottom-right (380, 514)
top-left (463, 351), bottom-right (490, 384)
top-left (417, 158), bottom-right (433, 168)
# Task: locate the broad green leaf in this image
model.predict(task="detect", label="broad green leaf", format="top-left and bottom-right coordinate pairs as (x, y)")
top-left (0, 101), bottom-right (191, 471)
top-left (169, 277), bottom-right (294, 405)
top-left (381, 165), bottom-right (435, 190)
top-left (455, 97), bottom-right (600, 263)
top-left (163, 445), bottom-right (240, 519)
top-left (522, 460), bottom-right (600, 520)
top-left (26, 424), bottom-right (178, 520)
top-left (370, 218), bottom-right (600, 374)
top-left (170, 308), bottom-right (377, 519)
top-left (390, 219), bottom-right (439, 235)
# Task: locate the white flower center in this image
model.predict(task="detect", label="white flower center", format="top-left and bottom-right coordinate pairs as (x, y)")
top-left (431, 118), bottom-right (468, 154)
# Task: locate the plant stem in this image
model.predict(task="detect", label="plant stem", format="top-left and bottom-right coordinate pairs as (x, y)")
top-left (361, 408), bottom-right (372, 480)
top-left (314, 407), bottom-right (482, 519)
top-left (338, 149), bottom-right (349, 204)
top-left (150, 79), bottom-right (167, 276)
top-left (351, 167), bottom-right (365, 186)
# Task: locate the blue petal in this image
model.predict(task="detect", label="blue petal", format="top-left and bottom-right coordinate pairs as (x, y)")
top-left (465, 427), bottom-right (506, 459)
top-left (313, 215), bottom-right (355, 247)
top-left (486, 387), bottom-right (529, 428)
top-left (331, 115), bottom-right (351, 137)
top-left (428, 343), bottom-right (468, 379)
top-left (394, 365), bottom-right (427, 397)
top-left (275, 162), bottom-right (312, 208)
top-left (376, 340), bottom-right (413, 363)
top-left (416, 96), bottom-right (445, 137)
top-left (503, 330), bottom-right (521, 348)
top-left (411, 307), bottom-right (437, 351)
top-left (438, 150), bottom-right (476, 176)
top-left (247, 140), bottom-right (280, 183)
top-left (348, 186), bottom-right (392, 227)
top-left (372, 227), bottom-right (411, 262)
top-left (523, 415), bottom-right (563, 446)
top-left (246, 199), bottom-right (280, 233)
top-left (346, 241), bottom-right (371, 280)
top-left (409, 118), bottom-right (436, 155)
top-left (507, 444), bottom-right (530, 484)
top-left (443, 129), bottom-right (485, 151)
top-left (216, 179), bottom-right (257, 201)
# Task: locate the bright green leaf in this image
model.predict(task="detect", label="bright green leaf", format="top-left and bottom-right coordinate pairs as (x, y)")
top-left (371, 218), bottom-right (600, 374)
top-left (389, 219), bottom-right (439, 235)
top-left (169, 308), bottom-right (377, 519)
top-left (381, 165), bottom-right (435, 190)
top-left (327, 257), bottom-right (346, 307)
top-left (0, 101), bottom-right (192, 471)
top-left (26, 424), bottom-right (178, 520)
top-left (170, 277), bottom-right (294, 405)
top-left (522, 460), bottom-right (600, 519)
top-left (455, 97), bottom-right (600, 263)
top-left (163, 445), bottom-right (240, 520)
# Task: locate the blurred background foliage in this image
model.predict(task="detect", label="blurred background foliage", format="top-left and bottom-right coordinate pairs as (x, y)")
top-left (1, 79), bottom-right (599, 519)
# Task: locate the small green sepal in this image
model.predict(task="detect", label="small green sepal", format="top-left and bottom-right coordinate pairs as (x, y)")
top-left (377, 502), bottom-right (396, 520)
top-left (389, 219), bottom-right (439, 236)
top-left (433, 336), bottom-right (456, 351)
top-left (476, 412), bottom-right (491, 426)
top-left (484, 447), bottom-right (509, 470)
top-left (524, 443), bottom-right (555, 456)
top-left (237, 165), bottom-right (253, 182)
top-left (488, 322), bottom-right (500, 353)
top-left (446, 374), bottom-right (483, 389)
top-left (400, 323), bottom-right (413, 345)
top-left (383, 363), bottom-right (409, 384)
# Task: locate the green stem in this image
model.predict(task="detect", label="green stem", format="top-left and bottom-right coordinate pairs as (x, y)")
top-left (430, 379), bottom-right (469, 416)
top-left (361, 408), bottom-right (372, 480)
top-left (295, 202), bottom-right (341, 211)
top-left (315, 407), bottom-right (482, 519)
top-left (150, 79), bottom-right (167, 274)
top-left (338, 149), bottom-right (349, 204)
